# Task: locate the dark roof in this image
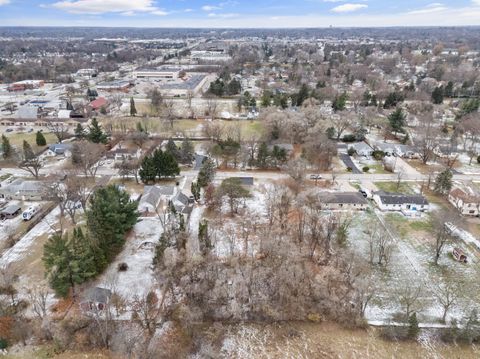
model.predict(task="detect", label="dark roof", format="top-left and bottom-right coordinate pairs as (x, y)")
top-left (87, 287), bottom-right (112, 303)
top-left (375, 191), bottom-right (429, 205)
top-left (319, 192), bottom-right (368, 205)
top-left (232, 177), bottom-right (254, 186)
top-left (1, 205), bottom-right (21, 215)
top-left (194, 154), bottom-right (207, 170)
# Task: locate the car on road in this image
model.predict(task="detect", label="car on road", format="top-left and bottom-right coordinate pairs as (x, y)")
top-left (5, 128), bottom-right (13, 132)
top-left (309, 174), bottom-right (323, 180)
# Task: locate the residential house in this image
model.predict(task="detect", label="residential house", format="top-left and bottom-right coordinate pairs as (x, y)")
top-left (0, 179), bottom-right (45, 201)
top-left (172, 191), bottom-right (194, 215)
top-left (373, 191), bottom-right (429, 213)
top-left (318, 192), bottom-right (368, 211)
top-left (46, 143), bottom-right (72, 156)
top-left (138, 185), bottom-right (176, 213)
top-left (349, 142), bottom-right (373, 157)
top-left (106, 148), bottom-right (139, 163)
top-left (232, 177), bottom-right (254, 186)
top-left (448, 186), bottom-right (480, 216)
top-left (80, 287), bottom-right (112, 312)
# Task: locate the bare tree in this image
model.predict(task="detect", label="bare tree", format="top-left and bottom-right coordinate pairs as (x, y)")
top-left (205, 96), bottom-right (219, 120)
top-left (71, 141), bottom-right (105, 178)
top-left (27, 286), bottom-right (50, 320)
top-left (434, 276), bottom-right (461, 323)
top-left (431, 211), bottom-right (456, 265)
top-left (46, 121), bottom-right (70, 142)
top-left (397, 283), bottom-right (423, 321)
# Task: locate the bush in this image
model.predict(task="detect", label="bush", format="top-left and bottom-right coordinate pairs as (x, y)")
top-left (342, 134), bottom-right (356, 143)
top-left (118, 262), bottom-right (128, 272)
top-left (362, 166), bottom-right (370, 173)
top-left (477, 155), bottom-right (480, 164)
top-left (346, 167), bottom-right (352, 172)
top-left (372, 150), bottom-right (385, 160)
top-left (0, 338), bottom-right (7, 350)
top-left (347, 147), bottom-right (356, 156)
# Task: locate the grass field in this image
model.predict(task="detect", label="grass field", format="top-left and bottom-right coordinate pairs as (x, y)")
top-left (374, 181), bottom-right (415, 194)
top-left (4, 132), bottom-right (57, 154)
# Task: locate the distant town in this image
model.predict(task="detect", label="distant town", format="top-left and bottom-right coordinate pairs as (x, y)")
top-left (1, 26), bottom-right (480, 358)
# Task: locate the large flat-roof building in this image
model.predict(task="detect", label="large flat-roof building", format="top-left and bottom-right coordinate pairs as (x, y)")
top-left (135, 67), bottom-right (181, 79)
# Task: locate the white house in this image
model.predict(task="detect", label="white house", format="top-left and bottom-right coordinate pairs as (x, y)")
top-left (373, 191), bottom-right (429, 213)
top-left (349, 142), bottom-right (373, 157)
top-left (0, 179), bottom-right (45, 201)
top-left (448, 187), bottom-right (480, 216)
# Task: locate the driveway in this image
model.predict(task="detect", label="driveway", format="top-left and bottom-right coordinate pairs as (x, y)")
top-left (339, 154), bottom-right (362, 174)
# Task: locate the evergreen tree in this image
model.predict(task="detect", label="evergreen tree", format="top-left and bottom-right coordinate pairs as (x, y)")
top-left (271, 145), bottom-right (287, 167)
top-left (295, 84), bottom-right (310, 106)
top-left (191, 181), bottom-right (201, 202)
top-left (408, 313), bottom-right (420, 339)
top-left (87, 185), bottom-right (138, 272)
top-left (332, 92), bottom-right (347, 112)
top-left (74, 123), bottom-right (85, 139)
top-left (217, 177), bottom-right (251, 215)
top-left (444, 81), bottom-right (454, 98)
top-left (431, 86), bottom-right (444, 104)
top-left (1, 135), bottom-right (12, 159)
top-left (23, 140), bottom-right (35, 160)
top-left (130, 97), bottom-right (137, 117)
top-left (197, 158), bottom-right (216, 187)
top-left (36, 131), bottom-right (47, 146)
top-left (157, 151), bottom-right (180, 178)
top-left (388, 108), bottom-right (406, 136)
top-left (139, 156), bottom-right (157, 184)
top-left (198, 220), bottom-right (212, 255)
top-left (165, 139), bottom-right (181, 161)
top-left (256, 142), bottom-right (270, 168)
top-left (434, 168), bottom-right (453, 195)
top-left (87, 118), bottom-right (107, 144)
top-left (43, 230), bottom-right (97, 298)
top-left (180, 138), bottom-right (195, 163)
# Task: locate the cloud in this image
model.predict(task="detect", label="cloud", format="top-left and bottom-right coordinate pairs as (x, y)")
top-left (0, 0), bottom-right (10, 5)
top-left (207, 12), bottom-right (238, 18)
top-left (202, 5), bottom-right (221, 11)
top-left (408, 3), bottom-right (448, 15)
top-left (51, 0), bottom-right (161, 14)
top-left (331, 3), bottom-right (367, 13)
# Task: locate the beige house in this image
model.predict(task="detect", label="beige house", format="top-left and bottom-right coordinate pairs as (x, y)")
top-left (318, 192), bottom-right (368, 211)
top-left (448, 187), bottom-right (480, 216)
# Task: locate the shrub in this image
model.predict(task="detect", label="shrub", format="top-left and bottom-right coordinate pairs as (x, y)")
top-left (477, 155), bottom-right (480, 164)
top-left (362, 166), bottom-right (370, 173)
top-left (342, 134), bottom-right (356, 143)
top-left (118, 262), bottom-right (128, 272)
top-left (346, 167), bottom-right (352, 172)
top-left (347, 147), bottom-right (356, 156)
top-left (0, 338), bottom-right (7, 350)
top-left (372, 150), bottom-right (385, 160)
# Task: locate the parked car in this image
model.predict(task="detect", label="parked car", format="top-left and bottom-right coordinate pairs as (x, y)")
top-left (309, 174), bottom-right (323, 180)
top-left (5, 128), bottom-right (13, 133)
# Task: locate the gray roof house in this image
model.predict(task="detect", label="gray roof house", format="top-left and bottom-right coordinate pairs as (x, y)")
top-left (48, 143), bottom-right (72, 155)
top-left (80, 287), bottom-right (112, 312)
top-left (172, 191), bottom-right (193, 215)
top-left (318, 192), bottom-right (368, 211)
top-left (232, 177), bottom-right (254, 186)
top-left (138, 185), bottom-right (176, 213)
top-left (0, 179), bottom-right (45, 201)
top-left (348, 142), bottom-right (373, 156)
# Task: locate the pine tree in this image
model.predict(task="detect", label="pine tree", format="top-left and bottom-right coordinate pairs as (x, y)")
top-left (130, 97), bottom-right (137, 117)
top-left (87, 185), bottom-right (138, 272)
top-left (191, 181), bottom-right (201, 201)
top-left (23, 140), bottom-right (35, 160)
top-left (36, 131), bottom-right (47, 146)
top-left (388, 108), bottom-right (406, 136)
top-left (165, 139), bottom-right (181, 161)
top-left (198, 220), bottom-right (212, 255)
top-left (43, 233), bottom-right (75, 298)
top-left (157, 151), bottom-right (180, 178)
top-left (180, 138), bottom-right (195, 163)
top-left (87, 118), bottom-right (107, 144)
top-left (1, 135), bottom-right (12, 159)
top-left (197, 158), bottom-right (216, 187)
top-left (408, 312), bottom-right (420, 339)
top-left (139, 156), bottom-right (157, 184)
top-left (256, 142), bottom-right (270, 168)
top-left (432, 86), bottom-right (444, 104)
top-left (74, 123), bottom-right (85, 139)
top-left (434, 168), bottom-right (453, 195)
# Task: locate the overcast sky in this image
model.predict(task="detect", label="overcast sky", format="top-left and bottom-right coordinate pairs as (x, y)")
top-left (1, 1), bottom-right (480, 27)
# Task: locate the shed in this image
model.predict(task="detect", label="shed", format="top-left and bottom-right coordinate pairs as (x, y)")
top-left (1, 205), bottom-right (21, 219)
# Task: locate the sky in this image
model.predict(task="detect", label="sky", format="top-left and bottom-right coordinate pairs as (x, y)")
top-left (0, 0), bottom-right (480, 28)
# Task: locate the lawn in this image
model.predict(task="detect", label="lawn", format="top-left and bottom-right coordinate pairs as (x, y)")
top-left (5, 132), bottom-right (57, 153)
top-left (374, 181), bottom-right (415, 194)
